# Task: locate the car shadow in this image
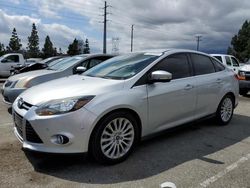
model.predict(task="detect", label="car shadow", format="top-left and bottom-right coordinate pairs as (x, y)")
top-left (24, 114), bottom-right (250, 184)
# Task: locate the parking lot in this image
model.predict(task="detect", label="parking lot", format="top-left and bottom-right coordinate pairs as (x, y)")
top-left (0, 82), bottom-right (250, 188)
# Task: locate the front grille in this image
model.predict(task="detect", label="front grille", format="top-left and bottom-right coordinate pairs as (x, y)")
top-left (17, 98), bottom-right (33, 111)
top-left (4, 80), bottom-right (12, 87)
top-left (14, 112), bottom-right (23, 138)
top-left (25, 121), bottom-right (43, 143)
top-left (21, 101), bottom-right (33, 111)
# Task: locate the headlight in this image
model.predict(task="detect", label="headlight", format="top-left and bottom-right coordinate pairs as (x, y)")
top-left (14, 78), bottom-right (32, 88)
top-left (35, 96), bottom-right (95, 116)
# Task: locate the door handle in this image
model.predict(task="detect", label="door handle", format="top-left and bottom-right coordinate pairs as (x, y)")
top-left (184, 84), bottom-right (194, 90)
top-left (216, 78), bottom-right (222, 83)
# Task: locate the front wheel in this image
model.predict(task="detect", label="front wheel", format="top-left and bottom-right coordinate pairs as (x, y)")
top-left (90, 111), bottom-right (139, 164)
top-left (216, 95), bottom-right (234, 125)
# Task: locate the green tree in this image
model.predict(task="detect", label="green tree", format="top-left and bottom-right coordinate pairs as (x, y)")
top-left (42, 35), bottom-right (55, 58)
top-left (83, 38), bottom-right (90, 54)
top-left (229, 20), bottom-right (250, 62)
top-left (27, 23), bottom-right (40, 57)
top-left (67, 38), bottom-right (80, 55)
top-left (8, 28), bottom-right (22, 52)
top-left (0, 42), bottom-right (5, 56)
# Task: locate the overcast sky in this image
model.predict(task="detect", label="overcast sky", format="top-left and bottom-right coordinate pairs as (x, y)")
top-left (0, 0), bottom-right (250, 54)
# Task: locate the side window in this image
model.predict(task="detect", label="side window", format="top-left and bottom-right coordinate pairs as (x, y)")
top-left (191, 54), bottom-right (215, 75)
top-left (213, 56), bottom-right (222, 63)
top-left (231, 57), bottom-right (239, 67)
top-left (79, 60), bottom-right (88, 68)
top-left (225, 56), bottom-right (232, 66)
top-left (153, 53), bottom-right (191, 79)
top-left (211, 58), bottom-right (225, 72)
top-left (2, 55), bottom-right (19, 63)
top-left (89, 59), bottom-right (103, 69)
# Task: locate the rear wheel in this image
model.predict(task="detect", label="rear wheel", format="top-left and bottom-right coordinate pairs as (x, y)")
top-left (90, 111), bottom-right (139, 164)
top-left (216, 95), bottom-right (234, 125)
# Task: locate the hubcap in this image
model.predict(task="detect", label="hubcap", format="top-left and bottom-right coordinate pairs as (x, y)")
top-left (220, 97), bottom-right (233, 122)
top-left (100, 118), bottom-right (134, 159)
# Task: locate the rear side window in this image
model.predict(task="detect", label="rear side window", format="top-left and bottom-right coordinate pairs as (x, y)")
top-left (153, 53), bottom-right (191, 79)
top-left (191, 54), bottom-right (215, 75)
top-left (211, 58), bottom-right (225, 72)
top-left (213, 56), bottom-right (222, 63)
top-left (225, 56), bottom-right (232, 66)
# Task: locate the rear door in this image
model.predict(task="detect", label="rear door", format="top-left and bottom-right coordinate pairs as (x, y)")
top-left (190, 53), bottom-right (224, 118)
top-left (147, 53), bottom-right (197, 132)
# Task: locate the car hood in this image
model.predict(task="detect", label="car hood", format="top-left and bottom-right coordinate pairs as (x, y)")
top-left (8, 70), bottom-right (56, 81)
top-left (19, 75), bottom-right (124, 105)
top-left (240, 64), bottom-right (250, 72)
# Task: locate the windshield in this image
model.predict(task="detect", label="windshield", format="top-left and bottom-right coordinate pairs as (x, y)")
top-left (48, 56), bottom-right (85, 71)
top-left (84, 53), bottom-right (159, 80)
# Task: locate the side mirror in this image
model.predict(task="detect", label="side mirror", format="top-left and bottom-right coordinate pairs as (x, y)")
top-left (148, 70), bottom-right (172, 83)
top-left (76, 66), bottom-right (87, 74)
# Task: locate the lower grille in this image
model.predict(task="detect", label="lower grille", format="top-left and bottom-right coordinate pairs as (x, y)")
top-left (4, 96), bottom-right (10, 103)
top-left (14, 112), bottom-right (23, 138)
top-left (26, 121), bottom-right (43, 143)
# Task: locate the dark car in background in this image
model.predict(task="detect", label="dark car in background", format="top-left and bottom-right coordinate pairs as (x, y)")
top-left (10, 56), bottom-right (64, 75)
top-left (2, 54), bottom-right (114, 104)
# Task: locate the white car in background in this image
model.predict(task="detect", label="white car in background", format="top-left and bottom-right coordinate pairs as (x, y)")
top-left (211, 54), bottom-right (240, 73)
top-left (238, 61), bottom-right (250, 95)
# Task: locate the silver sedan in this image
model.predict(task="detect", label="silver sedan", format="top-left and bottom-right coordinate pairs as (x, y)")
top-left (12, 49), bottom-right (239, 164)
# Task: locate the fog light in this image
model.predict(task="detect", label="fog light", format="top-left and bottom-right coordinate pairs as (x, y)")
top-left (52, 134), bottom-right (69, 145)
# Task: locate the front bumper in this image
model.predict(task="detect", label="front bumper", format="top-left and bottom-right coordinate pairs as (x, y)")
top-left (12, 100), bottom-right (98, 153)
top-left (239, 80), bottom-right (250, 90)
top-left (2, 86), bottom-right (25, 104)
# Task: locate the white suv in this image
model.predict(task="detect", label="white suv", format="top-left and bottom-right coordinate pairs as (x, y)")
top-left (211, 54), bottom-right (240, 73)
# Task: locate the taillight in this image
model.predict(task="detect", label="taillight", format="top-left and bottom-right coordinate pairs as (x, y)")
top-left (238, 71), bottom-right (246, 80)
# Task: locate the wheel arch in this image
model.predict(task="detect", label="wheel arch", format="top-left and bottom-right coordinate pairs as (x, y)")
top-left (88, 108), bottom-right (142, 151)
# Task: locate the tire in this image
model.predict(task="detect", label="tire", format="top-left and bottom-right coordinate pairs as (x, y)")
top-left (90, 111), bottom-right (139, 165)
top-left (216, 95), bottom-right (234, 125)
top-left (239, 89), bottom-right (248, 96)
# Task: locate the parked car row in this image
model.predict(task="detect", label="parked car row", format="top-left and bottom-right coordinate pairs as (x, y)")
top-left (1, 54), bottom-right (113, 104)
top-left (1, 49), bottom-right (239, 164)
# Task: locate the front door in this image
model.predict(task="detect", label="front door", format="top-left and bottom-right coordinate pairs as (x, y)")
top-left (147, 53), bottom-right (197, 133)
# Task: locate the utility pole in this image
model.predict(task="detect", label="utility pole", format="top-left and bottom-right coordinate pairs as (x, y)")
top-left (103, 1), bottom-right (107, 54)
top-left (102, 1), bottom-right (111, 54)
top-left (131, 24), bottom-right (134, 52)
top-left (195, 35), bottom-right (202, 51)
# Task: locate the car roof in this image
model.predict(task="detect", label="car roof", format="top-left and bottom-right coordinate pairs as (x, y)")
top-left (134, 49), bottom-right (212, 57)
top-left (76, 54), bottom-right (114, 58)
